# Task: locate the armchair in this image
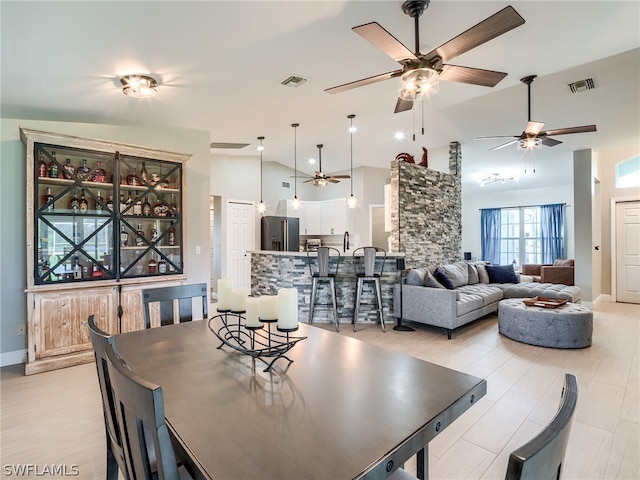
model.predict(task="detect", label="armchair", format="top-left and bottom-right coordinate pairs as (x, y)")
top-left (521, 259), bottom-right (574, 286)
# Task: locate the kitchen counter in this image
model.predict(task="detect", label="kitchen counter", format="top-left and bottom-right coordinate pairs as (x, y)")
top-left (249, 250), bottom-right (405, 325)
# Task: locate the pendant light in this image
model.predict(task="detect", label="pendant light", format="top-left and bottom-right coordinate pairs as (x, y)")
top-left (347, 114), bottom-right (357, 208)
top-left (257, 136), bottom-right (266, 213)
top-left (291, 123), bottom-right (300, 210)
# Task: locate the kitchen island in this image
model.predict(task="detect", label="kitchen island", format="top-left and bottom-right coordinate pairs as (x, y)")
top-left (249, 250), bottom-right (405, 326)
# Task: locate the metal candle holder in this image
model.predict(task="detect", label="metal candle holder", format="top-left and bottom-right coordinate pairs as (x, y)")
top-left (209, 309), bottom-right (306, 372)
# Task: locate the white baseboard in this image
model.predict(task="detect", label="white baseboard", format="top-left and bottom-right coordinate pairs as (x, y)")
top-left (1, 349), bottom-right (27, 367)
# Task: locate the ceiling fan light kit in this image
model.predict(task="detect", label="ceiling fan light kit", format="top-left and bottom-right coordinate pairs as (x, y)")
top-left (120, 74), bottom-right (158, 98)
top-left (325, 1), bottom-right (525, 113)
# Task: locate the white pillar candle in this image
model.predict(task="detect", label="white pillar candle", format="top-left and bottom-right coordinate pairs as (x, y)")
top-left (277, 287), bottom-right (298, 330)
top-left (230, 287), bottom-right (249, 312)
top-left (245, 297), bottom-right (261, 327)
top-left (259, 295), bottom-right (278, 321)
top-left (217, 279), bottom-right (233, 311)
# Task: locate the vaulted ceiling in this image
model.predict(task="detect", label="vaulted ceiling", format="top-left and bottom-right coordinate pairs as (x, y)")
top-left (2, 1), bottom-right (639, 192)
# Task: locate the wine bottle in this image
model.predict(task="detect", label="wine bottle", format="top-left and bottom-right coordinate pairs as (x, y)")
top-left (135, 222), bottom-right (145, 246)
top-left (120, 226), bottom-right (129, 247)
top-left (140, 161), bottom-right (148, 182)
top-left (106, 193), bottom-right (114, 212)
top-left (133, 195), bottom-right (142, 216)
top-left (92, 160), bottom-right (107, 183)
top-left (126, 168), bottom-right (140, 186)
top-left (95, 190), bottom-right (104, 213)
top-left (119, 194), bottom-right (126, 213)
top-left (125, 192), bottom-right (133, 213)
top-left (79, 189), bottom-right (89, 214)
top-left (158, 257), bottom-right (167, 274)
top-left (142, 196), bottom-right (152, 216)
top-left (38, 152), bottom-right (48, 177)
top-left (72, 255), bottom-right (83, 279)
top-left (43, 187), bottom-right (54, 212)
top-left (147, 254), bottom-right (158, 274)
top-left (48, 151), bottom-right (59, 178)
top-left (153, 195), bottom-right (165, 217)
top-left (63, 158), bottom-right (75, 179)
top-left (69, 188), bottom-right (80, 213)
top-left (77, 158), bottom-right (91, 181)
top-left (168, 223), bottom-right (176, 246)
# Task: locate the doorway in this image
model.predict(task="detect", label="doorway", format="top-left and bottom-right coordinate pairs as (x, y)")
top-left (369, 204), bottom-right (389, 251)
top-left (210, 196), bottom-right (222, 300)
top-left (226, 200), bottom-right (255, 289)
top-left (613, 199), bottom-right (640, 304)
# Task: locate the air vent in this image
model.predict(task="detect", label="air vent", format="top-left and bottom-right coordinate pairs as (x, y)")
top-left (281, 75), bottom-right (308, 88)
top-left (282, 181), bottom-right (291, 188)
top-left (210, 142), bottom-right (250, 149)
top-left (568, 78), bottom-right (595, 94)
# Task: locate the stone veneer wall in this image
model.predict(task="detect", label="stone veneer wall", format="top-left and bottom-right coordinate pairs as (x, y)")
top-left (389, 141), bottom-right (462, 268)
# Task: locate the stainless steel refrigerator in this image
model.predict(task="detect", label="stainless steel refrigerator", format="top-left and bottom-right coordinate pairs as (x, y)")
top-left (261, 216), bottom-right (300, 251)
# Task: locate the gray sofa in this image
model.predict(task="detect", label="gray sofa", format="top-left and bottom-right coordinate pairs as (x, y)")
top-left (393, 261), bottom-right (581, 339)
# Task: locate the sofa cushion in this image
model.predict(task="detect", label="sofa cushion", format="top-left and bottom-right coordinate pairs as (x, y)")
top-left (497, 282), bottom-right (581, 303)
top-left (458, 284), bottom-right (504, 306)
top-left (467, 263), bottom-right (479, 285)
top-left (456, 292), bottom-right (484, 316)
top-left (442, 261), bottom-right (469, 287)
top-left (554, 258), bottom-right (574, 267)
top-left (474, 263), bottom-right (490, 284)
top-left (434, 267), bottom-right (455, 289)
top-left (406, 268), bottom-right (427, 286)
top-left (486, 264), bottom-right (518, 284)
top-left (424, 270), bottom-right (445, 289)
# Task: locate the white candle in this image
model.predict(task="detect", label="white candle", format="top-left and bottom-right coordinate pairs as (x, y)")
top-left (245, 297), bottom-right (261, 327)
top-left (230, 287), bottom-right (249, 312)
top-left (217, 279), bottom-right (233, 311)
top-left (277, 287), bottom-right (298, 330)
top-left (259, 295), bottom-right (278, 321)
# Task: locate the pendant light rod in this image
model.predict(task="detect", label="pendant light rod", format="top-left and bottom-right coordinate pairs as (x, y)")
top-left (257, 136), bottom-right (265, 213)
top-left (347, 114), bottom-right (357, 208)
top-left (292, 123), bottom-right (299, 204)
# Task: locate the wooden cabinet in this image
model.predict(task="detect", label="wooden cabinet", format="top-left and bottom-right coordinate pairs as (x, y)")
top-left (21, 128), bottom-right (191, 374)
top-left (304, 201), bottom-right (322, 235)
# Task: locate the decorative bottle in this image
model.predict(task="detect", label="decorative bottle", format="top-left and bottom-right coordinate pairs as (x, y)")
top-left (92, 160), bottom-right (107, 183)
top-left (79, 189), bottom-right (89, 214)
top-left (69, 188), bottom-right (80, 213)
top-left (142, 195), bottom-right (152, 216)
top-left (126, 168), bottom-right (140, 186)
top-left (77, 158), bottom-right (91, 181)
top-left (120, 225), bottom-right (129, 247)
top-left (43, 187), bottom-right (54, 212)
top-left (38, 152), bottom-right (48, 177)
top-left (147, 254), bottom-right (158, 274)
top-left (168, 223), bottom-right (176, 246)
top-left (48, 151), bottom-right (59, 178)
top-left (140, 161), bottom-right (148, 182)
top-left (106, 193), bottom-right (114, 212)
top-left (63, 158), bottom-right (75, 179)
top-left (95, 190), bottom-right (104, 213)
top-left (133, 195), bottom-right (142, 216)
top-left (135, 222), bottom-right (145, 246)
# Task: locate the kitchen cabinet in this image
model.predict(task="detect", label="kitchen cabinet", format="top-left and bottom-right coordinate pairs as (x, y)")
top-left (21, 127), bottom-right (191, 374)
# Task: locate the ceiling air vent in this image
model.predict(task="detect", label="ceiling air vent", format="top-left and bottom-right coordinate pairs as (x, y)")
top-left (282, 181), bottom-right (291, 189)
top-left (281, 75), bottom-right (308, 88)
top-left (568, 78), bottom-right (595, 94)
top-left (210, 142), bottom-right (250, 149)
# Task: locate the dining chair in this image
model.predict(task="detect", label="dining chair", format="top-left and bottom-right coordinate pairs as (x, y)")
top-left (351, 246), bottom-right (386, 332)
top-left (141, 283), bottom-right (208, 329)
top-left (104, 342), bottom-right (192, 480)
top-left (388, 373), bottom-right (578, 480)
top-left (307, 246), bottom-right (341, 331)
top-left (87, 315), bottom-right (128, 480)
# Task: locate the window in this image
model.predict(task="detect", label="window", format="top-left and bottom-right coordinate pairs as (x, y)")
top-left (616, 155), bottom-right (640, 188)
top-left (498, 207), bottom-right (543, 266)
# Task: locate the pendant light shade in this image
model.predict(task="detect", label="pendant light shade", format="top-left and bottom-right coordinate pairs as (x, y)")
top-left (347, 114), bottom-right (357, 208)
top-left (257, 136), bottom-right (266, 213)
top-left (291, 123), bottom-right (300, 210)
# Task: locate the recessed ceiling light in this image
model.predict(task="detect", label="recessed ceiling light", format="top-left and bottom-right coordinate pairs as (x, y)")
top-left (120, 75), bottom-right (158, 98)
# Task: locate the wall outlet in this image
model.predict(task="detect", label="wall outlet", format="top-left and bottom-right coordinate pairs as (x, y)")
top-left (17, 324), bottom-right (26, 336)
top-left (195, 245), bottom-right (201, 255)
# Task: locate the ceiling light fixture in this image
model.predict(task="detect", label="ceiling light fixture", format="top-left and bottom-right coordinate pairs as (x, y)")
top-left (257, 136), bottom-right (266, 214)
top-left (347, 114), bottom-right (357, 208)
top-left (120, 74), bottom-right (158, 98)
top-left (291, 123), bottom-right (300, 210)
top-left (480, 173), bottom-right (516, 187)
top-left (398, 67), bottom-right (440, 102)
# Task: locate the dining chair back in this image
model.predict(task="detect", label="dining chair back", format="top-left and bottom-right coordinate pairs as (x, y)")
top-left (104, 342), bottom-right (184, 480)
top-left (87, 315), bottom-right (128, 480)
top-left (351, 246), bottom-right (387, 332)
top-left (307, 246), bottom-right (341, 331)
top-left (141, 283), bottom-right (208, 329)
top-left (505, 373), bottom-right (578, 479)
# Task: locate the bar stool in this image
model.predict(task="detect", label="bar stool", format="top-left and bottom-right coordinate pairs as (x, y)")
top-left (307, 246), bottom-right (341, 331)
top-left (352, 246), bottom-right (386, 332)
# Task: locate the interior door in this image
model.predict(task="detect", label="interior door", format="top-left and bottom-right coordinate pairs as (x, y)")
top-left (226, 201), bottom-right (254, 288)
top-left (616, 200), bottom-right (640, 304)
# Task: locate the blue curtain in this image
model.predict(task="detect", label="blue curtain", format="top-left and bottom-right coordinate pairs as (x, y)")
top-left (540, 203), bottom-right (565, 263)
top-left (481, 208), bottom-right (501, 265)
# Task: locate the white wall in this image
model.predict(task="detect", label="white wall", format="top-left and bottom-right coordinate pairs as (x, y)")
top-left (0, 118), bottom-right (211, 362)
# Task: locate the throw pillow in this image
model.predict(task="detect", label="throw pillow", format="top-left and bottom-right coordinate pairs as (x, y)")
top-left (434, 267), bottom-right (455, 290)
top-left (406, 268), bottom-right (427, 286)
top-left (474, 262), bottom-right (490, 284)
top-left (467, 263), bottom-right (479, 285)
top-left (442, 261), bottom-right (469, 287)
top-left (424, 270), bottom-right (445, 289)
top-left (486, 264), bottom-right (518, 284)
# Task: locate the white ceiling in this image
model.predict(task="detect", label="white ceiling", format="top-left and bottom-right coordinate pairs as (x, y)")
top-left (2, 1), bottom-right (639, 192)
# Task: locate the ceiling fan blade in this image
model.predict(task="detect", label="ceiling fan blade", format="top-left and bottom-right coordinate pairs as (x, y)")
top-left (327, 178), bottom-right (340, 184)
top-left (329, 175), bottom-right (351, 179)
top-left (439, 64), bottom-right (507, 87)
top-left (394, 96), bottom-right (414, 113)
top-left (475, 135), bottom-right (519, 140)
top-left (423, 6), bottom-right (525, 64)
top-left (541, 125), bottom-right (597, 136)
top-left (489, 139), bottom-right (519, 151)
top-left (352, 22), bottom-right (417, 62)
top-left (525, 121), bottom-right (545, 135)
top-left (302, 178), bottom-right (315, 183)
top-left (541, 137), bottom-right (562, 147)
top-left (325, 69), bottom-right (403, 95)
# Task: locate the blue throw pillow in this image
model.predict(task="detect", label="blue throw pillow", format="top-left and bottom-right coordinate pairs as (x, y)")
top-left (485, 264), bottom-right (518, 284)
top-left (434, 267), bottom-right (455, 290)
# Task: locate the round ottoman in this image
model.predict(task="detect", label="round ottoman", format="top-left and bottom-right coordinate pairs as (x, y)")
top-left (498, 298), bottom-right (593, 348)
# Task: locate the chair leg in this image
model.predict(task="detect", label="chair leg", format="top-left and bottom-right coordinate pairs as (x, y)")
top-left (309, 278), bottom-right (318, 324)
top-left (374, 278), bottom-right (385, 332)
top-left (329, 278), bottom-right (339, 332)
top-left (353, 278), bottom-right (363, 332)
top-left (106, 438), bottom-right (119, 480)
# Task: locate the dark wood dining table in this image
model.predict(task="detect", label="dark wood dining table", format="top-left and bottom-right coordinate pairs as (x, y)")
top-left (114, 318), bottom-right (486, 480)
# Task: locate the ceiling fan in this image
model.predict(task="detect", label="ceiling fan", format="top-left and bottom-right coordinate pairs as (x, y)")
top-left (325, 0), bottom-right (526, 113)
top-left (475, 75), bottom-right (597, 151)
top-left (302, 144), bottom-right (350, 187)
